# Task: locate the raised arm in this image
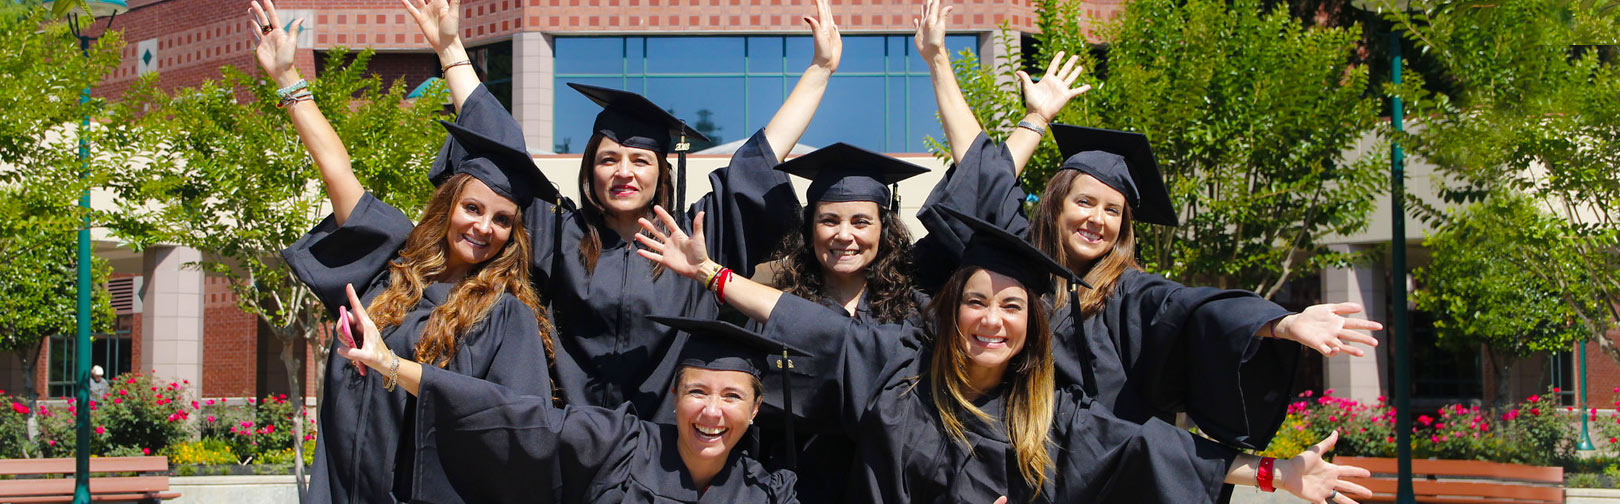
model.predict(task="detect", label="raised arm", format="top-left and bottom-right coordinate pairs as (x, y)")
top-left (759, 0), bottom-right (841, 162)
top-left (252, 0), bottom-right (363, 224)
top-left (401, 0), bottom-right (480, 112)
top-left (1007, 52), bottom-right (1090, 175)
top-left (634, 206), bottom-right (783, 323)
top-left (914, 0), bottom-right (978, 165)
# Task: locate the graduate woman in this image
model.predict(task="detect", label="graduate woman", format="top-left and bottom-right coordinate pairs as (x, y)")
top-left (635, 205), bottom-right (1373, 504)
top-left (914, 0), bottom-right (1383, 457)
top-left (331, 282), bottom-right (806, 503)
top-left (401, 0), bottom-right (840, 420)
top-left (253, 1), bottom-right (556, 502)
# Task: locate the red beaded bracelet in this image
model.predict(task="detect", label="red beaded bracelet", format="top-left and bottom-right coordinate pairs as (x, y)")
top-left (1257, 456), bottom-right (1277, 493)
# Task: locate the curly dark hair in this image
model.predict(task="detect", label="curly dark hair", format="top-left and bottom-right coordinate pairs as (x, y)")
top-left (770, 203), bottom-right (919, 324)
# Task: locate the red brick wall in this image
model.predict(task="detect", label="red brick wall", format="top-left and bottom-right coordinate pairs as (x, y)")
top-left (1578, 333), bottom-right (1620, 410)
top-left (202, 277), bottom-right (257, 398)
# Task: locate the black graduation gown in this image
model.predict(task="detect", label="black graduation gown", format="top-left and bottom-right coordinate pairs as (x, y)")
top-left (750, 289), bottom-right (930, 504)
top-left (438, 89), bottom-right (799, 420)
top-left (759, 293), bottom-right (1235, 503)
top-left (411, 364), bottom-right (798, 503)
top-left (282, 193), bottom-right (555, 504)
top-left (916, 132), bottom-right (1301, 452)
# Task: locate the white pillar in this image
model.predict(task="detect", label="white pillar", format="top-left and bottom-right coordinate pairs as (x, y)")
top-left (1320, 244), bottom-right (1387, 402)
top-left (512, 31), bottom-right (555, 154)
top-left (139, 246), bottom-right (205, 388)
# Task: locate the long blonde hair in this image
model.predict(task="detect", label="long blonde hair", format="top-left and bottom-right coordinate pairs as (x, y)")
top-left (924, 267), bottom-right (1056, 496)
top-left (366, 173), bottom-right (556, 371)
top-left (1029, 169), bottom-right (1140, 317)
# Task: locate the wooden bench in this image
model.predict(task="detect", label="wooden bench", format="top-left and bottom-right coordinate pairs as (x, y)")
top-left (0, 456), bottom-right (180, 503)
top-left (1338, 456), bottom-right (1563, 504)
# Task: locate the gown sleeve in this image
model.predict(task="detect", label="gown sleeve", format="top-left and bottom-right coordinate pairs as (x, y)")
top-left (465, 296), bottom-right (554, 396)
top-left (1111, 271), bottom-right (1300, 451)
top-left (913, 132), bottom-right (1033, 294)
top-left (688, 129), bottom-right (800, 278)
top-left (413, 364), bottom-right (643, 503)
top-left (758, 293), bottom-right (923, 432)
top-left (1051, 387), bottom-right (1235, 504)
top-left (280, 192), bottom-right (414, 316)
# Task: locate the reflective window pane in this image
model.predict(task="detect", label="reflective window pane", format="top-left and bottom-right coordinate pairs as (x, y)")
top-left (746, 36), bottom-right (784, 74)
top-left (555, 37), bottom-right (626, 75)
top-left (646, 37), bottom-right (745, 74)
top-left (644, 77), bottom-right (746, 151)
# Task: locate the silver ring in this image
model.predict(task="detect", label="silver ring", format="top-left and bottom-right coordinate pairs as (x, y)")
top-left (1326, 489), bottom-right (1339, 503)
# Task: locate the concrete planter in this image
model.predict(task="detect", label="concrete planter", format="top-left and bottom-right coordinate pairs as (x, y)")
top-left (169, 474), bottom-right (300, 504)
top-left (1570, 488), bottom-right (1620, 503)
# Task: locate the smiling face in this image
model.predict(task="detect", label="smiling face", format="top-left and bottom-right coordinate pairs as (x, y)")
top-left (443, 177), bottom-right (518, 274)
top-left (1058, 173), bottom-right (1128, 266)
top-left (809, 200), bottom-right (883, 281)
top-left (589, 136), bottom-right (664, 219)
top-left (955, 269), bottom-right (1031, 376)
top-left (673, 367), bottom-right (761, 468)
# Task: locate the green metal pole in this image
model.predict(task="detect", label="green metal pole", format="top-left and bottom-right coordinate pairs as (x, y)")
top-left (73, 31), bottom-right (93, 504)
top-left (1389, 29), bottom-right (1416, 504)
top-left (1579, 341), bottom-right (1596, 450)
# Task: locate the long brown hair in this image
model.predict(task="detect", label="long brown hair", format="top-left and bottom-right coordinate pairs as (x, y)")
top-left (1029, 169), bottom-right (1140, 318)
top-left (366, 173), bottom-right (556, 371)
top-left (769, 204), bottom-right (918, 323)
top-left (575, 133), bottom-right (673, 274)
top-left (924, 267), bottom-right (1056, 495)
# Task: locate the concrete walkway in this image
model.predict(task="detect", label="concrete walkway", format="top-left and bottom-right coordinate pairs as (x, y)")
top-left (169, 475), bottom-right (299, 504)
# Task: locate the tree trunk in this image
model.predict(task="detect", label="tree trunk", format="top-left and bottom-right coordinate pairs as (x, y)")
top-left (277, 329), bottom-right (308, 504)
top-left (16, 338), bottom-right (45, 458)
top-left (1484, 346), bottom-right (1516, 411)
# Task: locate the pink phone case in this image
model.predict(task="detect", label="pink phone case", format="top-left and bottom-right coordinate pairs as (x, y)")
top-left (338, 306), bottom-right (366, 376)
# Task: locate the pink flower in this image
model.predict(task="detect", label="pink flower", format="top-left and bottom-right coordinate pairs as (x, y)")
top-left (1430, 435), bottom-right (1440, 443)
top-left (207, 415), bottom-right (216, 422)
top-left (1301, 390), bottom-right (1315, 397)
top-left (47, 439), bottom-right (56, 446)
top-left (1553, 387), bottom-right (1561, 393)
top-left (248, 398), bottom-right (256, 404)
top-left (10, 402), bottom-right (28, 415)
top-left (118, 389), bottom-right (128, 396)
top-left (1418, 415), bottom-right (1433, 426)
top-left (94, 426), bottom-right (105, 435)
top-left (241, 421), bottom-right (254, 428)
top-left (205, 399), bottom-right (215, 406)
top-left (1611, 437), bottom-right (1618, 443)
top-left (142, 448), bottom-right (150, 455)
top-left (1386, 436), bottom-right (1394, 443)
top-left (1527, 394), bottom-right (1540, 403)
top-left (113, 398), bottom-right (122, 404)
top-left (1324, 388), bottom-right (1336, 396)
top-left (192, 401), bottom-right (199, 410)
top-left (1531, 407), bottom-right (1541, 416)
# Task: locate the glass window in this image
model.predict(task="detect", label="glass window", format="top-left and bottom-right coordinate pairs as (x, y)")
top-left (555, 34), bottom-right (980, 153)
top-left (468, 40), bottom-right (514, 110)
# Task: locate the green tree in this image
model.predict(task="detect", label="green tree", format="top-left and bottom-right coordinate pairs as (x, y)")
top-left (0, 1), bottom-right (122, 448)
top-left (1413, 193), bottom-right (1598, 406)
top-left (98, 48), bottom-right (444, 491)
top-left (1387, 0), bottom-right (1620, 368)
top-left (943, 0), bottom-right (1385, 297)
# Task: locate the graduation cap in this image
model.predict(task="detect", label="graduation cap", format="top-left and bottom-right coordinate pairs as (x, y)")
top-left (935, 205), bottom-right (1102, 397)
top-left (428, 120), bottom-right (555, 208)
top-left (648, 315), bottom-right (812, 470)
top-left (568, 83), bottom-right (711, 212)
top-left (775, 143), bottom-right (929, 212)
top-left (1049, 124), bottom-right (1179, 226)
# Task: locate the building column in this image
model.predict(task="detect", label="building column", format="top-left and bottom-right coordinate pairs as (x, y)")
top-left (1320, 244), bottom-right (1387, 403)
top-left (139, 246), bottom-right (205, 388)
top-left (512, 31), bottom-right (555, 154)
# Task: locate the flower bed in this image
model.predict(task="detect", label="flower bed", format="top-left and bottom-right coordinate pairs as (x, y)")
top-left (0, 372), bottom-right (315, 475)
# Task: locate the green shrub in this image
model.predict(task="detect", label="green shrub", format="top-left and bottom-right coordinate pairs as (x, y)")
top-left (1567, 472), bottom-right (1605, 488)
top-left (96, 372), bottom-right (192, 456)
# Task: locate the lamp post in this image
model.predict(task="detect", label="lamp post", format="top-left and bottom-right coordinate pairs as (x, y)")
top-left (1348, 1), bottom-right (1415, 502)
top-left (1578, 341), bottom-right (1596, 450)
top-left (42, 1), bottom-right (127, 502)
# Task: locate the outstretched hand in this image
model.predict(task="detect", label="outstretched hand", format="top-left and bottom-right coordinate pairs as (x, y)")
top-left (249, 0), bottom-right (303, 85)
top-left (1274, 303), bottom-right (1383, 357)
top-left (400, 0), bottom-right (462, 55)
top-left (1018, 51), bottom-right (1091, 124)
top-left (912, 0), bottom-right (952, 61)
top-left (1278, 431), bottom-right (1374, 504)
top-left (633, 206), bottom-right (713, 281)
top-left (805, 0), bottom-right (842, 73)
top-left (334, 284), bottom-right (392, 373)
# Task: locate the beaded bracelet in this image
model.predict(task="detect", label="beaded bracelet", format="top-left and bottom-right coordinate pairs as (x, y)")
top-left (278, 91), bottom-right (313, 109)
top-left (382, 352), bottom-right (401, 392)
top-left (275, 79), bottom-right (308, 100)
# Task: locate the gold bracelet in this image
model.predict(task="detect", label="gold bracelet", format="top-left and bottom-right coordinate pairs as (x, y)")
top-left (442, 59), bottom-right (472, 72)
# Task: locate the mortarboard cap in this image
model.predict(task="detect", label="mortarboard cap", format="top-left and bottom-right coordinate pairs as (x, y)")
top-left (430, 120), bottom-right (554, 208)
top-left (936, 205), bottom-right (1088, 296)
top-left (775, 143), bottom-right (929, 209)
top-left (567, 82), bottom-right (711, 153)
top-left (1049, 124), bottom-right (1179, 226)
top-left (650, 315), bottom-right (811, 378)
